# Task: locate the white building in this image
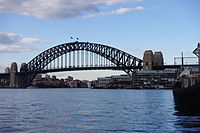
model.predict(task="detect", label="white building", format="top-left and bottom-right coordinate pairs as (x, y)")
top-left (133, 70), bottom-right (177, 89)
top-left (111, 74), bottom-right (132, 82)
top-left (96, 74), bottom-right (132, 89)
top-left (97, 77), bottom-right (111, 88)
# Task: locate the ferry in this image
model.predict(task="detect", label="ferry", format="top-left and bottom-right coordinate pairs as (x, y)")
top-left (173, 43), bottom-right (200, 115)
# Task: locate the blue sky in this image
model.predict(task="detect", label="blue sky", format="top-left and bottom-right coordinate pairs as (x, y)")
top-left (0, 0), bottom-right (199, 80)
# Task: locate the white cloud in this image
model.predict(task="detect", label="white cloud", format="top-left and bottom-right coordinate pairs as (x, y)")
top-left (97, 0), bottom-right (142, 6)
top-left (116, 7), bottom-right (133, 14)
top-left (0, 45), bottom-right (38, 53)
top-left (20, 37), bottom-right (51, 44)
top-left (0, 0), bottom-right (143, 19)
top-left (0, 32), bottom-right (20, 45)
top-left (134, 6), bottom-right (146, 10)
top-left (84, 6), bottom-right (147, 18)
top-left (0, 32), bottom-right (51, 45)
top-left (20, 37), bottom-right (40, 44)
top-left (0, 32), bottom-right (50, 53)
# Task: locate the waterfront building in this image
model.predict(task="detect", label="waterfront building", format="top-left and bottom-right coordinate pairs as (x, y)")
top-left (90, 80), bottom-right (97, 88)
top-left (111, 74), bottom-right (132, 82)
top-left (45, 74), bottom-right (51, 80)
top-left (5, 67), bottom-right (10, 73)
top-left (68, 76), bottom-right (73, 81)
top-left (87, 82), bottom-right (91, 88)
top-left (73, 80), bottom-right (81, 88)
top-left (0, 78), bottom-right (9, 87)
top-left (35, 74), bottom-right (42, 81)
top-left (111, 75), bottom-right (132, 88)
top-left (67, 81), bottom-right (74, 88)
top-left (96, 74), bottom-right (132, 89)
top-left (82, 80), bottom-right (90, 88)
top-left (132, 70), bottom-right (177, 89)
top-left (52, 75), bottom-right (57, 80)
top-left (96, 77), bottom-right (111, 88)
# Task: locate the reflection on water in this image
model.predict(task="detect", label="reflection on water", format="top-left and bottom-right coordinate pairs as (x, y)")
top-left (173, 88), bottom-right (200, 116)
top-left (173, 94), bottom-right (200, 132)
top-left (174, 98), bottom-right (200, 116)
top-left (0, 89), bottom-right (200, 132)
top-left (175, 117), bottom-right (200, 132)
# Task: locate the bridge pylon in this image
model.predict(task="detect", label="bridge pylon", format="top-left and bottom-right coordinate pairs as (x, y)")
top-left (9, 62), bottom-right (19, 88)
top-left (9, 62), bottom-right (28, 88)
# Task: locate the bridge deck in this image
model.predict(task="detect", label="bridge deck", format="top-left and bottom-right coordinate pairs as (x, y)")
top-left (0, 64), bottom-right (198, 77)
top-left (0, 73), bottom-right (9, 76)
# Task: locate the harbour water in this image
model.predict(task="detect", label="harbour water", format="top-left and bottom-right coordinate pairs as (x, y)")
top-left (0, 88), bottom-right (199, 132)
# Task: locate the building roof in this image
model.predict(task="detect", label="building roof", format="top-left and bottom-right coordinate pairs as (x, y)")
top-left (136, 70), bottom-right (176, 74)
top-left (98, 77), bottom-right (111, 80)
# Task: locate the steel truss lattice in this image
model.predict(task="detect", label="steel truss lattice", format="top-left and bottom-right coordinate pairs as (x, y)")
top-left (21, 41), bottom-right (142, 85)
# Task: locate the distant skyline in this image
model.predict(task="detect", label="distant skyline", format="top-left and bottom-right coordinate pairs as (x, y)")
top-left (0, 0), bottom-right (199, 80)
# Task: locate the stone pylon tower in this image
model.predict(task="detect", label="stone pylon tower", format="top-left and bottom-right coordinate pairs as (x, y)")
top-left (9, 62), bottom-right (18, 88)
top-left (143, 50), bottom-right (154, 70)
top-left (20, 63), bottom-right (26, 72)
top-left (153, 52), bottom-right (164, 66)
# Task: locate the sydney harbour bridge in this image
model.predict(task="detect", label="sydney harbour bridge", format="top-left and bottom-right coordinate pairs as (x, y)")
top-left (0, 41), bottom-right (144, 88)
top-left (0, 41), bottom-right (196, 88)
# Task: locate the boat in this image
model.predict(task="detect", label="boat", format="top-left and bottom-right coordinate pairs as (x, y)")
top-left (173, 77), bottom-right (200, 108)
top-left (173, 43), bottom-right (200, 115)
top-left (173, 81), bottom-right (200, 115)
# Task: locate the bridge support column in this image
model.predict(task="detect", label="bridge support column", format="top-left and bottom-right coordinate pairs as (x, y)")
top-left (143, 50), bottom-right (154, 70)
top-left (9, 62), bottom-right (19, 88)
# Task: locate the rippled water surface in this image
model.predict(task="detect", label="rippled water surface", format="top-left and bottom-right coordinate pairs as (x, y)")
top-left (0, 88), bottom-right (200, 132)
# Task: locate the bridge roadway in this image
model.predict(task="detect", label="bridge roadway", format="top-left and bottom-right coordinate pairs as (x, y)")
top-left (0, 73), bottom-right (9, 77)
top-left (153, 64), bottom-right (198, 70)
top-left (0, 66), bottom-right (142, 76)
top-left (0, 64), bottom-right (198, 77)
top-left (24, 66), bottom-right (143, 74)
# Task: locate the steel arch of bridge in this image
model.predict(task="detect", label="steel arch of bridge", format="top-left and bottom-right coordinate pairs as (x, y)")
top-left (22, 41), bottom-right (142, 83)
